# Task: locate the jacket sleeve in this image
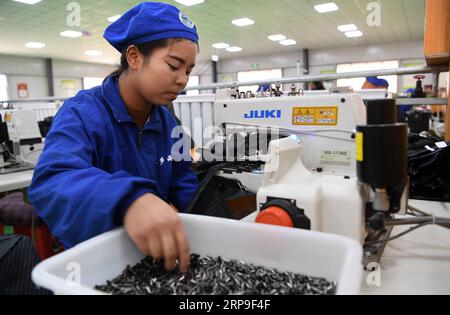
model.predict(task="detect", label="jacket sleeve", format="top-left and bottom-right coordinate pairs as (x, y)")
top-left (29, 104), bottom-right (158, 249)
top-left (169, 158), bottom-right (198, 213)
top-left (168, 129), bottom-right (199, 212)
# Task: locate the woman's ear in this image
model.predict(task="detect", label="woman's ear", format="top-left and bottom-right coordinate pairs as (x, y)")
top-left (126, 45), bottom-right (142, 72)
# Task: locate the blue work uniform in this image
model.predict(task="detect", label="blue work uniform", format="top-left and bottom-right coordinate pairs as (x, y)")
top-left (29, 74), bottom-right (199, 249)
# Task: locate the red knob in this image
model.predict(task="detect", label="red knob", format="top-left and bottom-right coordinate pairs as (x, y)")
top-left (255, 206), bottom-right (294, 228)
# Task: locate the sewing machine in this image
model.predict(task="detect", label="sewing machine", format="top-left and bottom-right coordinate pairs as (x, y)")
top-left (0, 110), bottom-right (43, 174)
top-left (204, 86), bottom-right (408, 266)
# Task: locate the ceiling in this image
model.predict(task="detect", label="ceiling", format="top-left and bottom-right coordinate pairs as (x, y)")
top-left (0, 0), bottom-right (426, 66)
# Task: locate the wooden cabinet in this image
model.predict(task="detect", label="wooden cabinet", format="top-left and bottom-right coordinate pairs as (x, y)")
top-left (424, 0), bottom-right (450, 65)
top-left (424, 0), bottom-right (450, 140)
top-left (447, 60), bottom-right (450, 141)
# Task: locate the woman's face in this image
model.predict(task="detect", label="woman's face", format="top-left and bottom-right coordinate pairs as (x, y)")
top-left (135, 39), bottom-right (197, 106)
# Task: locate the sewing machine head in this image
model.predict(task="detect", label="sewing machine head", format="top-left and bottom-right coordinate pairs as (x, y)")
top-left (212, 87), bottom-right (367, 177)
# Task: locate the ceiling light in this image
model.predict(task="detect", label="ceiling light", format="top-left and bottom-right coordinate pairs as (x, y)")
top-left (337, 24), bottom-right (357, 32)
top-left (212, 43), bottom-right (230, 49)
top-left (268, 34), bottom-right (287, 41)
top-left (85, 50), bottom-right (103, 56)
top-left (174, 0), bottom-right (204, 6)
top-left (345, 30), bottom-right (363, 38)
top-left (232, 18), bottom-right (255, 27)
top-left (25, 42), bottom-right (45, 49)
top-left (279, 39), bottom-right (297, 46)
top-left (314, 2), bottom-right (339, 13)
top-left (226, 46), bottom-right (242, 52)
top-left (12, 0), bottom-right (42, 4)
top-left (60, 30), bottom-right (83, 38)
top-left (107, 15), bottom-right (121, 23)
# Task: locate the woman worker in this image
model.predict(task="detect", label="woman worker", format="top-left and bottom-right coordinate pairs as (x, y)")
top-left (29, 2), bottom-right (199, 273)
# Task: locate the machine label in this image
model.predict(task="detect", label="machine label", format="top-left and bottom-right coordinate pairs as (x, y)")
top-left (292, 107), bottom-right (338, 126)
top-left (356, 132), bottom-right (364, 162)
top-left (244, 110), bottom-right (281, 119)
top-left (320, 149), bottom-right (351, 164)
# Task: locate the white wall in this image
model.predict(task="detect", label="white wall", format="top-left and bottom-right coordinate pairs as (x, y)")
top-left (0, 55), bottom-right (48, 100)
top-left (52, 60), bottom-right (115, 78)
top-left (310, 40), bottom-right (424, 66)
top-left (0, 55), bottom-right (47, 76)
top-left (209, 40), bottom-right (432, 93)
top-left (0, 55), bottom-right (115, 100)
top-left (8, 75), bottom-right (48, 99)
top-left (218, 51), bottom-right (304, 74)
top-left (53, 77), bottom-right (83, 98)
top-left (0, 40), bottom-right (439, 100)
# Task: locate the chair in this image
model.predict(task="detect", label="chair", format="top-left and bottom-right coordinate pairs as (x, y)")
top-left (0, 192), bottom-right (56, 260)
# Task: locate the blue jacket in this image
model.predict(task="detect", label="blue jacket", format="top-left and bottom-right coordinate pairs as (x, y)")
top-left (29, 75), bottom-right (199, 249)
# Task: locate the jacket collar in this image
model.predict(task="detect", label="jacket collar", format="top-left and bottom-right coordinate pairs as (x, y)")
top-left (101, 75), bottom-right (162, 132)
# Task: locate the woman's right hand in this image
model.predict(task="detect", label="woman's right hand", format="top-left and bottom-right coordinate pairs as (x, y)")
top-left (123, 193), bottom-right (190, 273)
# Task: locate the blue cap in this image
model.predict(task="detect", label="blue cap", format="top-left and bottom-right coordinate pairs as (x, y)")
top-left (104, 2), bottom-right (199, 52)
top-left (366, 77), bottom-right (389, 87)
top-left (257, 84), bottom-right (271, 92)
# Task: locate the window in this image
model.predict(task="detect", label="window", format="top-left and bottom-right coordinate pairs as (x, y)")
top-left (336, 61), bottom-right (399, 93)
top-left (185, 75), bottom-right (199, 96)
top-left (83, 77), bottom-right (104, 90)
top-left (0, 74), bottom-right (8, 101)
top-left (237, 69), bottom-right (283, 94)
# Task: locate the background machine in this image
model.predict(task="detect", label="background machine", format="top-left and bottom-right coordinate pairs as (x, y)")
top-left (0, 110), bottom-right (43, 174)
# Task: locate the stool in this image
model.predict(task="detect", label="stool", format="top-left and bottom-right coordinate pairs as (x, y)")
top-left (0, 192), bottom-right (56, 260)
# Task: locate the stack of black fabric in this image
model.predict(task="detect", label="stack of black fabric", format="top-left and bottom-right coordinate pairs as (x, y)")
top-left (186, 162), bottom-right (258, 220)
top-left (408, 134), bottom-right (450, 201)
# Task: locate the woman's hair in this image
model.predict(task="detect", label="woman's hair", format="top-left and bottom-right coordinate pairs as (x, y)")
top-left (111, 38), bottom-right (189, 77)
top-left (310, 81), bottom-right (326, 90)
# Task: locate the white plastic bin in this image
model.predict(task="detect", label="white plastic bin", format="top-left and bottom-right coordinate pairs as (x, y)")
top-left (32, 214), bottom-right (363, 295)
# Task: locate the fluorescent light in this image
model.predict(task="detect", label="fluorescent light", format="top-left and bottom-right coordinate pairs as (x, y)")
top-left (12, 0), bottom-right (42, 4)
top-left (174, 0), bottom-right (204, 6)
top-left (211, 54), bottom-right (219, 62)
top-left (60, 30), bottom-right (82, 38)
top-left (226, 46), bottom-right (242, 52)
top-left (25, 42), bottom-right (45, 49)
top-left (337, 24), bottom-right (357, 32)
top-left (268, 34), bottom-right (287, 41)
top-left (279, 39), bottom-right (297, 46)
top-left (314, 2), bottom-right (339, 13)
top-left (212, 43), bottom-right (229, 49)
top-left (232, 18), bottom-right (255, 27)
top-left (345, 30), bottom-right (363, 38)
top-left (107, 15), bottom-right (121, 22)
top-left (85, 50), bottom-right (103, 57)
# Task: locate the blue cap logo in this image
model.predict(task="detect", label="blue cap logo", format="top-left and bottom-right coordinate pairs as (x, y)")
top-left (179, 12), bottom-right (194, 29)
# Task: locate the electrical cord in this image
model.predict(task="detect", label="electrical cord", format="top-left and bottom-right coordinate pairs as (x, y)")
top-left (365, 222), bottom-right (432, 245)
top-left (365, 205), bottom-right (450, 245)
top-left (407, 205), bottom-right (450, 228)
